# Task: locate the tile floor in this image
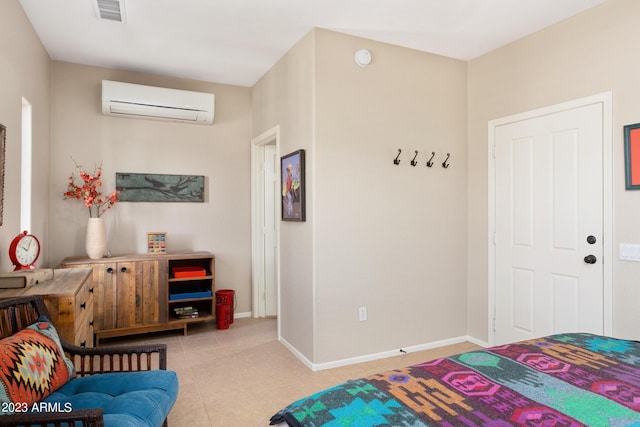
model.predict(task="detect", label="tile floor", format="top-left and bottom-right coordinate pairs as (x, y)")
top-left (105, 317), bottom-right (480, 426)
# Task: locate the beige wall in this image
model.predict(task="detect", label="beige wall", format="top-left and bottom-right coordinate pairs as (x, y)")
top-left (0, 1), bottom-right (51, 271)
top-left (252, 32), bottom-right (316, 359)
top-left (48, 62), bottom-right (254, 313)
top-left (313, 30), bottom-right (468, 363)
top-left (253, 29), bottom-right (468, 364)
top-left (467, 0), bottom-right (640, 341)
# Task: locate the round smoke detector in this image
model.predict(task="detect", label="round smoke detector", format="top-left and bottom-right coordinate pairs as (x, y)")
top-left (354, 49), bottom-right (372, 67)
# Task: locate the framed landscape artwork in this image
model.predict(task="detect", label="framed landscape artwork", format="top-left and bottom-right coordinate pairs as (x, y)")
top-left (280, 149), bottom-right (305, 221)
top-left (116, 173), bottom-right (204, 202)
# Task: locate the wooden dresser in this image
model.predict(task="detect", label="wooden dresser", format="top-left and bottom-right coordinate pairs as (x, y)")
top-left (60, 252), bottom-right (214, 344)
top-left (0, 268), bottom-right (94, 347)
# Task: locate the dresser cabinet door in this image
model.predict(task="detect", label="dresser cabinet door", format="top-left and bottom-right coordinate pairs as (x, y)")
top-left (115, 261), bottom-right (136, 328)
top-left (138, 259), bottom-right (162, 325)
top-left (93, 262), bottom-right (118, 331)
top-left (116, 260), bottom-right (162, 328)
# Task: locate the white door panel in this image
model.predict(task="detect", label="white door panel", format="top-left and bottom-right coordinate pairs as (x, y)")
top-left (264, 144), bottom-right (278, 317)
top-left (494, 102), bottom-right (604, 345)
top-left (252, 126), bottom-right (280, 321)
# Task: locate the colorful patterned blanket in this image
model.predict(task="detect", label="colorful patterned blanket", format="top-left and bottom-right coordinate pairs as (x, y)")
top-left (270, 333), bottom-right (640, 426)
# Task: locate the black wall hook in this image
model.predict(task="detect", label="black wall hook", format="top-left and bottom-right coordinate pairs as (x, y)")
top-left (410, 150), bottom-right (418, 166)
top-left (442, 153), bottom-right (451, 168)
top-left (426, 152), bottom-right (435, 167)
top-left (393, 149), bottom-right (401, 165)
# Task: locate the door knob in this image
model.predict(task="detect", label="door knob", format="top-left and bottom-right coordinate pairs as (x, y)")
top-left (584, 255), bottom-right (597, 264)
top-left (587, 235), bottom-right (596, 244)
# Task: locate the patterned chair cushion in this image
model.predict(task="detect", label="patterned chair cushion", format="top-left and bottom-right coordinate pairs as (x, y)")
top-left (0, 318), bottom-right (74, 411)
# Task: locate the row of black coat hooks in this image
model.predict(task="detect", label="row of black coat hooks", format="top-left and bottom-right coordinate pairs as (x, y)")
top-left (393, 149), bottom-right (451, 168)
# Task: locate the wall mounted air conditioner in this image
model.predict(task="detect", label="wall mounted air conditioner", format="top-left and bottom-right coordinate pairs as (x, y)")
top-left (101, 80), bottom-right (214, 125)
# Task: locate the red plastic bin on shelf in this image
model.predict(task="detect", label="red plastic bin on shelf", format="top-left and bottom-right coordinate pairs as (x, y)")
top-left (172, 266), bottom-right (206, 278)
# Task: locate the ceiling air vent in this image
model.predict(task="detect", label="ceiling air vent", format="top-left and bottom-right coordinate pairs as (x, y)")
top-left (95, 0), bottom-right (126, 22)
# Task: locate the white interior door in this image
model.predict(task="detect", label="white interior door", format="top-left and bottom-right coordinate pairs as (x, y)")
top-left (493, 101), bottom-right (605, 345)
top-left (252, 126), bottom-right (280, 320)
top-left (263, 144), bottom-right (278, 317)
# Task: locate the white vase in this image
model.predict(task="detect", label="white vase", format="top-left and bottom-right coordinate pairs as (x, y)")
top-left (85, 217), bottom-right (106, 259)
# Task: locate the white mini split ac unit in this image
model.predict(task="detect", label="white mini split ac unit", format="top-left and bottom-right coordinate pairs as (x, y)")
top-left (101, 80), bottom-right (215, 125)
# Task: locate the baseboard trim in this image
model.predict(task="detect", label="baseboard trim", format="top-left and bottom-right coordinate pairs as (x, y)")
top-left (279, 334), bottom-right (489, 372)
top-left (466, 335), bottom-right (489, 348)
top-left (279, 336), bottom-right (314, 370)
top-left (234, 311), bottom-right (252, 319)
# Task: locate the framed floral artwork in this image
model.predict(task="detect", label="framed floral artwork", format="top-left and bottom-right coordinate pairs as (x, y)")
top-left (280, 149), bottom-right (305, 221)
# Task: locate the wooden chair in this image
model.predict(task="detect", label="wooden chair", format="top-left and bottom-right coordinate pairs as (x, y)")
top-left (0, 295), bottom-right (172, 427)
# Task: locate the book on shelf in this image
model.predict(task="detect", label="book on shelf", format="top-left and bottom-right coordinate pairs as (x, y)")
top-left (0, 268), bottom-right (55, 289)
top-left (173, 304), bottom-right (200, 318)
top-left (174, 307), bottom-right (198, 315)
top-left (178, 313), bottom-right (199, 319)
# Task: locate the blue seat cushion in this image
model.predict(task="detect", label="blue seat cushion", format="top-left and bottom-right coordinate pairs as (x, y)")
top-left (43, 370), bottom-right (178, 427)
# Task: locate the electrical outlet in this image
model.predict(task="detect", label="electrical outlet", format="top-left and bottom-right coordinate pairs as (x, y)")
top-left (359, 306), bottom-right (367, 321)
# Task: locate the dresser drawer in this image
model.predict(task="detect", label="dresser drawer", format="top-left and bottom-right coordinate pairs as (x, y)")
top-left (74, 281), bottom-right (93, 325)
top-left (74, 310), bottom-right (94, 348)
top-left (75, 293), bottom-right (94, 347)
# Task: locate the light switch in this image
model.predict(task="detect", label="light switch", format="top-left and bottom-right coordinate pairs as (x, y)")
top-left (620, 243), bottom-right (640, 261)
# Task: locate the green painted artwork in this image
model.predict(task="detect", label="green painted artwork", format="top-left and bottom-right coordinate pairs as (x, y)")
top-left (116, 173), bottom-right (204, 202)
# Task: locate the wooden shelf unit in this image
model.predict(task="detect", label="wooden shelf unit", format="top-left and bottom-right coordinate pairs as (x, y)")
top-left (167, 256), bottom-right (215, 323)
top-left (60, 251), bottom-right (215, 344)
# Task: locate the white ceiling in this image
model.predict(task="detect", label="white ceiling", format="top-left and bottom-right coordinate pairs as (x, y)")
top-left (18, 0), bottom-right (606, 87)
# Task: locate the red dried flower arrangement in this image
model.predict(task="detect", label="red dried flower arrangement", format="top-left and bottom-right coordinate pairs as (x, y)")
top-left (63, 160), bottom-right (120, 218)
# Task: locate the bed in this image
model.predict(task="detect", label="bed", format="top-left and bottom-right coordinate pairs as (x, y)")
top-left (270, 333), bottom-right (640, 426)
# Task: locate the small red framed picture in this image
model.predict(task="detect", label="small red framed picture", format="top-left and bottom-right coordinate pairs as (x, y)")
top-left (624, 123), bottom-right (640, 190)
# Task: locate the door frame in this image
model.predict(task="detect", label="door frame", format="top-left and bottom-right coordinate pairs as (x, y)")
top-left (251, 126), bottom-right (281, 323)
top-left (487, 92), bottom-right (613, 346)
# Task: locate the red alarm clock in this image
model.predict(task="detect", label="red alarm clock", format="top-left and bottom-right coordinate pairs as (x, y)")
top-left (8, 230), bottom-right (41, 271)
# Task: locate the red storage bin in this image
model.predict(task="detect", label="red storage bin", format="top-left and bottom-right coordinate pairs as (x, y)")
top-left (215, 289), bottom-right (236, 325)
top-left (216, 303), bottom-right (230, 329)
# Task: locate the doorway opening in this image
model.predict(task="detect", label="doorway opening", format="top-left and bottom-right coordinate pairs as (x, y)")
top-left (251, 126), bottom-right (280, 324)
